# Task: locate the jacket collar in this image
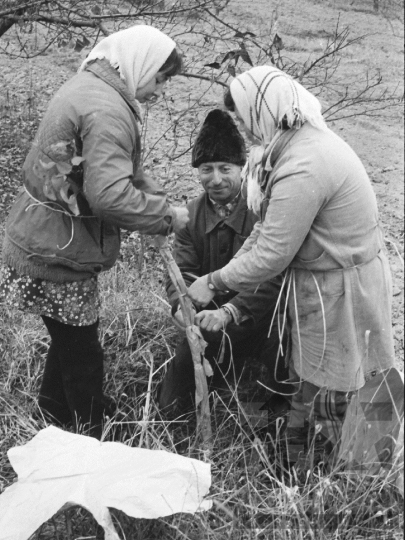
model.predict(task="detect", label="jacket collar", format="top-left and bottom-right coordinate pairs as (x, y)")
top-left (84, 59), bottom-right (142, 122)
top-left (204, 189), bottom-right (248, 235)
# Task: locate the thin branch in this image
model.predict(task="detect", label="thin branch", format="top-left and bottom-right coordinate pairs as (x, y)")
top-left (0, 0), bottom-right (49, 18)
top-left (4, 0), bottom-right (214, 21)
top-left (180, 71), bottom-right (229, 88)
top-left (203, 7), bottom-right (272, 60)
top-left (302, 33), bottom-right (366, 78)
top-left (3, 13), bottom-right (103, 29)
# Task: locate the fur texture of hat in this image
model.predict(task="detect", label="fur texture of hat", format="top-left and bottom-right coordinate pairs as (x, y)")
top-left (191, 109), bottom-right (246, 168)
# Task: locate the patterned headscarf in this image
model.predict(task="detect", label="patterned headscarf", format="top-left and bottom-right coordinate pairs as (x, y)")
top-left (79, 25), bottom-right (176, 101)
top-left (230, 66), bottom-right (327, 212)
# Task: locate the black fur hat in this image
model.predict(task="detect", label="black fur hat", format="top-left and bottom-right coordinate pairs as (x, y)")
top-left (191, 109), bottom-right (246, 168)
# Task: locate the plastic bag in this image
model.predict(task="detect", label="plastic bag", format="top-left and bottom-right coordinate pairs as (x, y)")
top-left (0, 426), bottom-right (212, 540)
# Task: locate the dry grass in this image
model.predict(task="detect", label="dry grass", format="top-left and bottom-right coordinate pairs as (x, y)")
top-left (0, 248), bottom-right (403, 539)
top-left (0, 0), bottom-right (403, 537)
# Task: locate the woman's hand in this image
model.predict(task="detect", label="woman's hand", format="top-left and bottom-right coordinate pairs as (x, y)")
top-left (172, 206), bottom-right (189, 233)
top-left (195, 309), bottom-right (232, 332)
top-left (187, 275), bottom-right (215, 307)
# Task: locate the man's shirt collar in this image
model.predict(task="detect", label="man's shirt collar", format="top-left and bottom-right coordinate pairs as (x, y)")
top-left (208, 190), bottom-right (241, 220)
top-left (205, 189), bottom-right (247, 235)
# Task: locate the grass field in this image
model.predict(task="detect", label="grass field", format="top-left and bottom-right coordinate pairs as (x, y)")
top-left (0, 0), bottom-right (403, 538)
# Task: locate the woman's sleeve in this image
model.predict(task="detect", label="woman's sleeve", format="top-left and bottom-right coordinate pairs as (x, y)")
top-left (233, 220), bottom-right (262, 259)
top-left (81, 111), bottom-right (173, 235)
top-left (214, 165), bottom-right (326, 291)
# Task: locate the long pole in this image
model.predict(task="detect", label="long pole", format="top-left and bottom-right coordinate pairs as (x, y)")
top-left (154, 236), bottom-right (213, 452)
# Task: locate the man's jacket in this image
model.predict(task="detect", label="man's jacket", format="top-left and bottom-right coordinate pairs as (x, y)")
top-left (166, 191), bottom-right (282, 326)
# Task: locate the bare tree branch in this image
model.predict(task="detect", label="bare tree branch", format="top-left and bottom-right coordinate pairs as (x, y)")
top-left (180, 72), bottom-right (229, 88)
top-left (0, 0), bottom-right (401, 131)
top-left (0, 0), bottom-right (49, 19)
top-left (0, 0), bottom-right (216, 38)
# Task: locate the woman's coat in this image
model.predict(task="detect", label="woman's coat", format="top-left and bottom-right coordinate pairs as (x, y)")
top-left (3, 60), bottom-right (173, 282)
top-left (214, 123), bottom-right (395, 391)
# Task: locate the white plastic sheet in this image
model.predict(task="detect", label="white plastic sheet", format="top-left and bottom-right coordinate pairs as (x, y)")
top-left (0, 426), bottom-right (212, 540)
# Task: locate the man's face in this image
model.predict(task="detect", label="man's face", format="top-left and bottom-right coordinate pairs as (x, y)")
top-left (198, 162), bottom-right (242, 204)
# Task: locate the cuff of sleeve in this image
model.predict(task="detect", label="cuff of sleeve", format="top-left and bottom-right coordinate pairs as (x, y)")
top-left (222, 303), bottom-right (241, 325)
top-left (163, 207), bottom-right (175, 235)
top-left (211, 270), bottom-right (228, 291)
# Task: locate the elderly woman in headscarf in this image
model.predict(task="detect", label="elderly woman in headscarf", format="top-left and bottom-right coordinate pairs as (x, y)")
top-left (0, 25), bottom-right (189, 439)
top-left (188, 66), bottom-right (395, 463)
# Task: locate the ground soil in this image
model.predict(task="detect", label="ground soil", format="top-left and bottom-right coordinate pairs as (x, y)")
top-left (0, 0), bottom-right (403, 364)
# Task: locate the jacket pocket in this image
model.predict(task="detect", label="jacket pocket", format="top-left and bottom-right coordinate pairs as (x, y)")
top-left (295, 269), bottom-right (345, 298)
top-left (291, 270), bottom-right (345, 336)
top-left (295, 250), bottom-right (325, 264)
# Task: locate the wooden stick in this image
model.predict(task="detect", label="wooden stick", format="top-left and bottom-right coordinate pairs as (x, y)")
top-left (139, 349), bottom-right (154, 449)
top-left (154, 235), bottom-right (213, 452)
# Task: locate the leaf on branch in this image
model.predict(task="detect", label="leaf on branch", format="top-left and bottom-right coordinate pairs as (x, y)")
top-left (39, 159), bottom-right (55, 170)
top-left (74, 35), bottom-right (91, 53)
top-left (55, 161), bottom-right (72, 175)
top-left (221, 50), bottom-right (238, 63)
top-left (49, 141), bottom-right (74, 161)
top-left (204, 62), bottom-right (221, 69)
top-left (82, 35), bottom-right (91, 47)
top-left (234, 30), bottom-right (256, 38)
top-left (266, 47), bottom-right (275, 64)
top-left (50, 174), bottom-right (66, 192)
top-left (221, 47), bottom-right (253, 67)
top-left (227, 64), bottom-right (236, 77)
top-left (59, 184), bottom-right (80, 215)
top-left (43, 179), bottom-right (57, 201)
top-left (272, 33), bottom-right (284, 51)
top-left (239, 48), bottom-right (253, 66)
top-left (71, 156), bottom-right (85, 166)
top-left (91, 5), bottom-right (101, 15)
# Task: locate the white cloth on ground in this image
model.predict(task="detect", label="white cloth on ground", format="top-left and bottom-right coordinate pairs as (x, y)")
top-left (0, 426), bottom-right (212, 540)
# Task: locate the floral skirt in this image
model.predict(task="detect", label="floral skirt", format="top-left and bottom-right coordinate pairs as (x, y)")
top-left (0, 266), bottom-right (100, 326)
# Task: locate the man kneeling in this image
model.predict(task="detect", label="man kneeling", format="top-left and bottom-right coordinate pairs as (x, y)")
top-left (158, 109), bottom-right (293, 419)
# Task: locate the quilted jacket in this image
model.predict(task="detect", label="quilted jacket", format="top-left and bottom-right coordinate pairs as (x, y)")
top-left (2, 60), bottom-right (174, 282)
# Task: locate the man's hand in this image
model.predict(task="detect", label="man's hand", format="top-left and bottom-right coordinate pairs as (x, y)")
top-left (195, 309), bottom-right (232, 333)
top-left (187, 275), bottom-right (215, 307)
top-left (171, 206), bottom-right (189, 233)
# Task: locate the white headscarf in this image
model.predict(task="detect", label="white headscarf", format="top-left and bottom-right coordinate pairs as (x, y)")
top-left (230, 66), bottom-right (327, 212)
top-left (79, 25), bottom-right (176, 101)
